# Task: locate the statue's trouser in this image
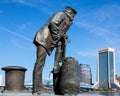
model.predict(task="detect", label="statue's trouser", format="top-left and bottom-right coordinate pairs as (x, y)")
top-left (53, 46), bottom-right (62, 94)
top-left (53, 71), bottom-right (61, 94)
top-left (33, 45), bottom-right (47, 93)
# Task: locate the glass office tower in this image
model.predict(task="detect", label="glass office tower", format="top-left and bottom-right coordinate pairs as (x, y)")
top-left (93, 48), bottom-right (120, 88)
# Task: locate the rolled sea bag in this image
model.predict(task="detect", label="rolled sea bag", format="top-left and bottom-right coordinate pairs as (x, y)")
top-left (59, 57), bottom-right (80, 95)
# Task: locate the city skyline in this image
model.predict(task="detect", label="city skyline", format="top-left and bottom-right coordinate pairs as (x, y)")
top-left (0, 0), bottom-right (120, 84)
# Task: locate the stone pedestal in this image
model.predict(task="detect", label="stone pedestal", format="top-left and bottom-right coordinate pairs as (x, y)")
top-left (2, 66), bottom-right (27, 92)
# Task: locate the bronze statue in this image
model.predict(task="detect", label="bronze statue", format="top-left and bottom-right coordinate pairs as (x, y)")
top-left (33, 6), bottom-right (77, 94)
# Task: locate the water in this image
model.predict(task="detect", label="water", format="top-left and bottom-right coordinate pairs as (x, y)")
top-left (79, 92), bottom-right (120, 96)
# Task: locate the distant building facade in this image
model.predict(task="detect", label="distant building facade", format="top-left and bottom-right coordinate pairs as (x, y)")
top-left (115, 75), bottom-right (120, 85)
top-left (0, 75), bottom-right (2, 86)
top-left (93, 48), bottom-right (120, 88)
top-left (43, 72), bottom-right (53, 86)
top-left (79, 64), bottom-right (92, 85)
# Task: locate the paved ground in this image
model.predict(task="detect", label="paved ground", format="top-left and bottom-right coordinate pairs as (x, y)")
top-left (0, 90), bottom-right (57, 96)
top-left (0, 92), bottom-right (59, 96)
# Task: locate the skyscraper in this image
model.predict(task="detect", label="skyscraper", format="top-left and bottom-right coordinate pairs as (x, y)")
top-left (0, 74), bottom-right (2, 86)
top-left (79, 64), bottom-right (92, 85)
top-left (93, 48), bottom-right (120, 88)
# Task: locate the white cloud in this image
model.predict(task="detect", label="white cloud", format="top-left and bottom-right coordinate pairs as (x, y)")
top-left (12, 0), bottom-right (54, 15)
top-left (0, 26), bottom-right (32, 42)
top-left (1, 0), bottom-right (56, 16)
top-left (11, 0), bottom-right (35, 7)
top-left (17, 24), bottom-right (26, 30)
top-left (75, 4), bottom-right (120, 46)
top-left (76, 51), bottom-right (96, 57)
top-left (11, 38), bottom-right (26, 49)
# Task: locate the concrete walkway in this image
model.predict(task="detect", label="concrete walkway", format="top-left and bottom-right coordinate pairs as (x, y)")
top-left (0, 93), bottom-right (56, 96)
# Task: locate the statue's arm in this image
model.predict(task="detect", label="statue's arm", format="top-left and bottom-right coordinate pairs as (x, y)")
top-left (49, 12), bottom-right (65, 35)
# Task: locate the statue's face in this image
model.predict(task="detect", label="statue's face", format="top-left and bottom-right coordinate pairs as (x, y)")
top-left (64, 9), bottom-right (76, 20)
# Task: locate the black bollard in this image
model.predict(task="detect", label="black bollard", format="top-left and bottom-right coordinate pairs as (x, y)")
top-left (2, 66), bottom-right (27, 92)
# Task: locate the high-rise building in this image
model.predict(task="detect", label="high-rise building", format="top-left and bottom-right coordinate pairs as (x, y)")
top-left (79, 64), bottom-right (92, 85)
top-left (93, 48), bottom-right (120, 88)
top-left (0, 74), bottom-right (2, 86)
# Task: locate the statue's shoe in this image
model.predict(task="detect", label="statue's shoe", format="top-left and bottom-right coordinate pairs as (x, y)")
top-left (32, 89), bottom-right (49, 95)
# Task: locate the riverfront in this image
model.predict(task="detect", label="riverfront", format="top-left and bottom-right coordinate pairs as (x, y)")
top-left (1, 92), bottom-right (120, 96)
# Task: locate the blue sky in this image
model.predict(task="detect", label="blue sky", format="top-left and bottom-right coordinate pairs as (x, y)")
top-left (0, 0), bottom-right (120, 84)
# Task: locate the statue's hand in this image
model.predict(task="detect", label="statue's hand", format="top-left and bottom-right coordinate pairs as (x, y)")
top-left (57, 41), bottom-right (62, 46)
top-left (63, 34), bottom-right (71, 43)
top-left (66, 36), bottom-right (71, 43)
top-left (53, 65), bottom-right (60, 74)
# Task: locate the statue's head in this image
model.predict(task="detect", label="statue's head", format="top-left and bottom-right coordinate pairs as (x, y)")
top-left (64, 6), bottom-right (77, 20)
